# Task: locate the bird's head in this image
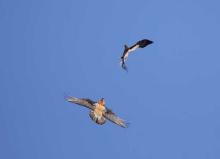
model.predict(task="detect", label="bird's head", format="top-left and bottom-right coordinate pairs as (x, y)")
top-left (98, 98), bottom-right (105, 106)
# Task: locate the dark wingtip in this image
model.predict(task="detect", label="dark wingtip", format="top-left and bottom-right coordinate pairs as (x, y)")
top-left (144, 39), bottom-right (153, 45)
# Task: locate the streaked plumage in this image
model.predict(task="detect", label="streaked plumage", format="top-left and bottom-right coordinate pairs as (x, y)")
top-left (120, 39), bottom-right (153, 71)
top-left (66, 96), bottom-right (128, 128)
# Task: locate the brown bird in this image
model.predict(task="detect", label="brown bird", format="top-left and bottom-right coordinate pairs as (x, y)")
top-left (120, 39), bottom-right (153, 71)
top-left (66, 96), bottom-right (128, 128)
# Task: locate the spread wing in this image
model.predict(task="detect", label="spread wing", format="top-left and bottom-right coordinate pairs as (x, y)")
top-left (129, 39), bottom-right (153, 52)
top-left (104, 108), bottom-right (128, 128)
top-left (66, 96), bottom-right (96, 110)
top-left (136, 39), bottom-right (153, 48)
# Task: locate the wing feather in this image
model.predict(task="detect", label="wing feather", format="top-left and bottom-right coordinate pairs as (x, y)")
top-left (104, 108), bottom-right (128, 128)
top-left (136, 39), bottom-right (153, 48)
top-left (128, 44), bottom-right (140, 52)
top-left (66, 96), bottom-right (95, 110)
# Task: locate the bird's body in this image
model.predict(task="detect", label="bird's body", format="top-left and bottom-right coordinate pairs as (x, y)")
top-left (120, 39), bottom-right (153, 71)
top-left (66, 96), bottom-right (128, 128)
top-left (89, 98), bottom-right (106, 125)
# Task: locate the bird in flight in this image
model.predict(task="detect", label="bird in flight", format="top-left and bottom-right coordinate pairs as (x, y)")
top-left (120, 39), bottom-right (153, 71)
top-left (66, 95), bottom-right (128, 128)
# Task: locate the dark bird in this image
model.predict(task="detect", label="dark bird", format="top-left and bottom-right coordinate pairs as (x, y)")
top-left (120, 39), bottom-right (153, 71)
top-left (66, 96), bottom-right (128, 128)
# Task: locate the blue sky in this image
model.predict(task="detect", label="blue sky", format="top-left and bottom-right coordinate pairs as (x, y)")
top-left (0, 0), bottom-right (220, 158)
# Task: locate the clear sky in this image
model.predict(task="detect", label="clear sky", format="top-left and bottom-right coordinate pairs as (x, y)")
top-left (0, 0), bottom-right (220, 158)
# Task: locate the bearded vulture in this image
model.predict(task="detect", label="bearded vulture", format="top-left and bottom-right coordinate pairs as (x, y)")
top-left (120, 39), bottom-right (153, 71)
top-left (66, 96), bottom-right (128, 128)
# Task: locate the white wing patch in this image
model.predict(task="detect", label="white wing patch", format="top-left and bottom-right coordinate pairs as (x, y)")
top-left (128, 45), bottom-right (139, 53)
top-left (124, 52), bottom-right (129, 60)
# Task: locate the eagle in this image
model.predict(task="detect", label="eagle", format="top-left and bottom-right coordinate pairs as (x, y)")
top-left (66, 96), bottom-right (128, 128)
top-left (120, 39), bottom-right (153, 71)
